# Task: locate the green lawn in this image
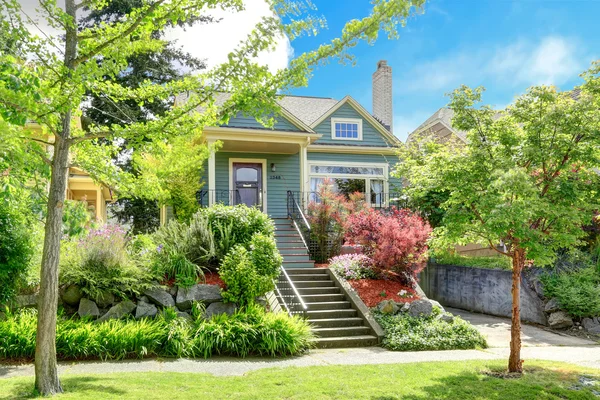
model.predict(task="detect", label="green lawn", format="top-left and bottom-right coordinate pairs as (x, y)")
top-left (1, 360), bottom-right (600, 399)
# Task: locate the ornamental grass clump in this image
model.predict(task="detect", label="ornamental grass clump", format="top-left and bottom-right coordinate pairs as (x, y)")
top-left (0, 306), bottom-right (313, 361)
top-left (60, 224), bottom-right (153, 301)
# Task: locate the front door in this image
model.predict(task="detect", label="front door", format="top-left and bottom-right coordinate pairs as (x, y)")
top-left (233, 163), bottom-right (263, 210)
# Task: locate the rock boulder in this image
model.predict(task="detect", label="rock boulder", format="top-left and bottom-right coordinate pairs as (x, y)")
top-left (135, 301), bottom-right (158, 319)
top-left (78, 298), bottom-right (100, 319)
top-left (144, 287), bottom-right (175, 308)
top-left (407, 299), bottom-right (433, 318)
top-left (62, 285), bottom-right (83, 306)
top-left (544, 298), bottom-right (561, 313)
top-left (98, 300), bottom-right (136, 322)
top-left (377, 299), bottom-right (399, 314)
top-left (176, 284), bottom-right (222, 310)
top-left (548, 311), bottom-right (573, 329)
top-left (205, 302), bottom-right (237, 319)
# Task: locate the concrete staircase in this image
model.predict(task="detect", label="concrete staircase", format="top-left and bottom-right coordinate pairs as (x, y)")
top-left (273, 217), bottom-right (314, 269)
top-left (286, 268), bottom-right (379, 348)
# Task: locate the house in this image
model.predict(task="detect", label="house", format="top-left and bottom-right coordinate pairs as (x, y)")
top-left (406, 107), bottom-right (467, 146)
top-left (25, 122), bottom-right (114, 222)
top-left (163, 60), bottom-right (403, 222)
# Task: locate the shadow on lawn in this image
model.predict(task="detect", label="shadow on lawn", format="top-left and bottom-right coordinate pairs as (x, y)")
top-left (370, 367), bottom-right (596, 400)
top-left (1, 376), bottom-right (126, 400)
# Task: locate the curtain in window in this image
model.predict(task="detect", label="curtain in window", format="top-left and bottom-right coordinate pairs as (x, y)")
top-left (370, 180), bottom-right (384, 207)
top-left (310, 177), bottom-right (324, 202)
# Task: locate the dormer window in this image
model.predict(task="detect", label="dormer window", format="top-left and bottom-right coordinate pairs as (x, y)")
top-left (331, 118), bottom-right (362, 141)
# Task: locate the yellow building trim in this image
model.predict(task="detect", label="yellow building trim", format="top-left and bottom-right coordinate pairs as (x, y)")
top-left (203, 127), bottom-right (321, 144)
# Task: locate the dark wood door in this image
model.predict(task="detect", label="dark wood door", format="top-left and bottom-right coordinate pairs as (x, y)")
top-left (233, 163), bottom-right (263, 210)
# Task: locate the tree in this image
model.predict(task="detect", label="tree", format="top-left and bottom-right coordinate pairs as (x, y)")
top-left (81, 0), bottom-right (213, 231)
top-left (0, 0), bottom-right (426, 394)
top-left (396, 65), bottom-right (600, 373)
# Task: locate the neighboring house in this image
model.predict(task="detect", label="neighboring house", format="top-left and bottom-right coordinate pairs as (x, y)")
top-left (406, 107), bottom-right (467, 146)
top-left (25, 122), bottom-right (114, 222)
top-left (163, 60), bottom-right (402, 222)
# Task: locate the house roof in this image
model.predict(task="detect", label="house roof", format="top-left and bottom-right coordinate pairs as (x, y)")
top-left (409, 107), bottom-right (468, 143)
top-left (277, 95), bottom-right (339, 126)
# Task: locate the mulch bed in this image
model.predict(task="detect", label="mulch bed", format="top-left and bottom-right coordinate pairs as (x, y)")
top-left (347, 279), bottom-right (418, 307)
top-left (204, 272), bottom-right (225, 288)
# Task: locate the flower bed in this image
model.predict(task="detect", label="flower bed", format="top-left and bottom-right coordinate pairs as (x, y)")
top-left (348, 279), bottom-right (418, 307)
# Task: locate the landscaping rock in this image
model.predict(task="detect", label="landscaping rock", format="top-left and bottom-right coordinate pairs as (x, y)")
top-left (582, 318), bottom-right (600, 334)
top-left (544, 298), bottom-right (561, 313)
top-left (144, 287), bottom-right (175, 308)
top-left (176, 284), bottom-right (222, 310)
top-left (428, 299), bottom-right (445, 313)
top-left (139, 296), bottom-right (149, 303)
top-left (400, 302), bottom-right (410, 313)
top-left (78, 298), bottom-right (100, 319)
top-left (15, 294), bottom-right (38, 309)
top-left (95, 291), bottom-right (115, 309)
top-left (377, 300), bottom-right (399, 314)
top-left (168, 286), bottom-right (178, 297)
top-left (135, 301), bottom-right (158, 319)
top-left (176, 311), bottom-right (193, 321)
top-left (407, 299), bottom-right (433, 318)
top-left (205, 302), bottom-right (236, 319)
top-left (98, 300), bottom-right (136, 322)
top-left (548, 311), bottom-right (574, 329)
top-left (62, 285), bottom-right (83, 306)
top-left (256, 296), bottom-right (267, 307)
top-left (438, 313), bottom-right (455, 323)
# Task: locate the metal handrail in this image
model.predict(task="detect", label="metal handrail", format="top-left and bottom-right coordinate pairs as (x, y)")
top-left (286, 190), bottom-right (312, 250)
top-left (274, 266), bottom-right (308, 318)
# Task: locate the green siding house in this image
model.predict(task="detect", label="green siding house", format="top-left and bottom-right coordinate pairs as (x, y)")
top-left (164, 61), bottom-right (400, 222)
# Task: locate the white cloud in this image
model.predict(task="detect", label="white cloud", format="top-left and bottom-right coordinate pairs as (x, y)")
top-left (165, 0), bottom-right (293, 73)
top-left (399, 36), bottom-right (589, 94)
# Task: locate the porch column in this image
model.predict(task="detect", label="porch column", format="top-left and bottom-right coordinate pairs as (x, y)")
top-left (299, 141), bottom-right (309, 208)
top-left (207, 139), bottom-right (216, 206)
top-left (95, 189), bottom-right (102, 222)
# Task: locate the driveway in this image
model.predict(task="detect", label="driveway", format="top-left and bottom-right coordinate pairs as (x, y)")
top-left (448, 307), bottom-right (598, 348)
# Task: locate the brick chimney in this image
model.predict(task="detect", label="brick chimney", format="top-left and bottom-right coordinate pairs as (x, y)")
top-left (372, 60), bottom-right (393, 132)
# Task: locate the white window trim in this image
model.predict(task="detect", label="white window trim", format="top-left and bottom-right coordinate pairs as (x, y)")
top-left (307, 161), bottom-right (389, 207)
top-left (228, 158), bottom-right (267, 213)
top-left (331, 118), bottom-right (363, 141)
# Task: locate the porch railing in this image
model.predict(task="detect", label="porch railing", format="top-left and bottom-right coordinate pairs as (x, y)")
top-left (275, 266), bottom-right (308, 318)
top-left (286, 190), bottom-right (311, 250)
top-left (197, 189), bottom-right (242, 207)
top-left (287, 191), bottom-right (406, 210)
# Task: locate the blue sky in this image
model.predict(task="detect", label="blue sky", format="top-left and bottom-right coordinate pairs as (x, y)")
top-left (288, 0), bottom-right (600, 140)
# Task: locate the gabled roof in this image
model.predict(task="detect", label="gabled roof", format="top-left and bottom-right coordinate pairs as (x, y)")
top-left (409, 107), bottom-right (468, 144)
top-left (309, 95), bottom-right (401, 146)
top-left (277, 95), bottom-right (339, 126)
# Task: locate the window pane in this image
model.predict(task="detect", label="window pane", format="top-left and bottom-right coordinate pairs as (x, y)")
top-left (335, 178), bottom-right (366, 199)
top-left (236, 167), bottom-right (258, 182)
top-left (370, 179), bottom-right (384, 206)
top-left (310, 165), bottom-right (384, 175)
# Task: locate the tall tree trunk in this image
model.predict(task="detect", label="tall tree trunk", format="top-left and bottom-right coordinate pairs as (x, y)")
top-left (35, 0), bottom-right (77, 395)
top-left (34, 132), bottom-right (70, 395)
top-left (508, 247), bottom-right (525, 373)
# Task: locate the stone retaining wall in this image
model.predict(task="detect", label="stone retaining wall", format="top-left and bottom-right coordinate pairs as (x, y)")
top-left (419, 263), bottom-right (548, 325)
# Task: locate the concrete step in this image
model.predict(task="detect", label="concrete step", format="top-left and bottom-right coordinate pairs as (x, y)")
top-left (282, 261), bottom-right (315, 269)
top-left (286, 268), bottom-right (327, 275)
top-left (282, 254), bottom-right (312, 262)
top-left (279, 247), bottom-right (308, 255)
top-left (313, 335), bottom-right (378, 349)
top-left (297, 286), bottom-right (341, 295)
top-left (288, 273), bottom-right (329, 281)
top-left (275, 235), bottom-right (304, 243)
top-left (308, 317), bottom-right (365, 328)
top-left (306, 301), bottom-right (352, 310)
top-left (293, 280), bottom-right (335, 288)
top-left (312, 326), bottom-right (373, 338)
top-left (302, 293), bottom-right (346, 302)
top-left (276, 240), bottom-right (306, 248)
top-left (306, 309), bottom-right (357, 319)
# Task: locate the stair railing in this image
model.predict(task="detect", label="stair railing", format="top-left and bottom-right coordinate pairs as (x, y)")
top-left (275, 266), bottom-right (308, 318)
top-left (286, 190), bottom-right (311, 251)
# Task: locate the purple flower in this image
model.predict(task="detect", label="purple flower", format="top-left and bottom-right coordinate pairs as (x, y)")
top-left (157, 244), bottom-right (164, 253)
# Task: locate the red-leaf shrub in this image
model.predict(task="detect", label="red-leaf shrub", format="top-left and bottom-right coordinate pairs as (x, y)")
top-left (345, 208), bottom-right (432, 280)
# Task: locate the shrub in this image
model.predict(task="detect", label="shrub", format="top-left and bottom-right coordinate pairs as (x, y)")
top-left (374, 309), bottom-right (487, 351)
top-left (541, 255), bottom-right (600, 318)
top-left (199, 204), bottom-right (274, 260)
top-left (329, 254), bottom-right (377, 280)
top-left (60, 225), bottom-right (153, 300)
top-left (345, 208), bottom-right (432, 280)
top-left (431, 250), bottom-right (511, 270)
top-left (62, 199), bottom-right (93, 238)
top-left (0, 306), bottom-right (313, 360)
top-left (0, 199), bottom-right (33, 304)
top-left (220, 233), bottom-right (283, 306)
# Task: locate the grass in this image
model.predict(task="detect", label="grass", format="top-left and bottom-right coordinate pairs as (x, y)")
top-left (1, 360), bottom-right (599, 399)
top-left (432, 251), bottom-right (512, 270)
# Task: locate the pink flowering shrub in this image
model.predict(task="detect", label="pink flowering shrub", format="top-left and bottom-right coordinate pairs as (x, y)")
top-left (329, 254), bottom-right (377, 280)
top-left (345, 208), bottom-right (432, 281)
